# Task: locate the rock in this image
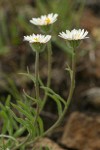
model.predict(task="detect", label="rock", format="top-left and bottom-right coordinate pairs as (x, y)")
top-left (33, 138), bottom-right (65, 150)
top-left (81, 88), bottom-right (100, 109)
top-left (61, 112), bottom-right (100, 150)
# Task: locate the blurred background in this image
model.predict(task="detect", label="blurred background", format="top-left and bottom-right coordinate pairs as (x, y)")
top-left (0, 0), bottom-right (100, 149)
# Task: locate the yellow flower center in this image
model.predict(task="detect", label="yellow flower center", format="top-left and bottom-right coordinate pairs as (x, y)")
top-left (75, 34), bottom-right (80, 39)
top-left (45, 18), bottom-right (51, 24)
top-left (34, 38), bottom-right (39, 42)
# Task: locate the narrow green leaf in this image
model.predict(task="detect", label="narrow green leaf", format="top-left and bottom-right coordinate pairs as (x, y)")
top-left (37, 117), bottom-right (44, 135)
top-left (19, 73), bottom-right (36, 84)
top-left (14, 127), bottom-right (26, 138)
top-left (7, 119), bottom-right (13, 135)
top-left (41, 86), bottom-right (66, 105)
top-left (8, 108), bottom-right (32, 134)
top-left (23, 89), bottom-right (37, 103)
top-left (17, 101), bottom-right (32, 114)
top-left (5, 95), bottom-right (11, 107)
top-left (47, 93), bottom-right (63, 117)
top-left (0, 111), bottom-right (8, 133)
top-left (0, 103), bottom-right (5, 110)
top-left (38, 76), bottom-right (44, 87)
top-left (6, 106), bottom-right (18, 130)
top-left (11, 103), bottom-right (34, 121)
top-left (25, 118), bottom-right (36, 138)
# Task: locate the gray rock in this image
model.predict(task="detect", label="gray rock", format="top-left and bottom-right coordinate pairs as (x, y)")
top-left (61, 112), bottom-right (100, 150)
top-left (82, 88), bottom-right (100, 108)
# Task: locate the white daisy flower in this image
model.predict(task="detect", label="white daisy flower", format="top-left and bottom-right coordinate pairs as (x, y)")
top-left (24, 34), bottom-right (51, 43)
top-left (30, 13), bottom-right (58, 26)
top-left (58, 29), bottom-right (89, 40)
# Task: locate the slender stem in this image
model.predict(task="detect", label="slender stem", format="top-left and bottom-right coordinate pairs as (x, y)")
top-left (41, 41), bottom-right (52, 110)
top-left (12, 52), bottom-right (40, 150)
top-left (47, 41), bottom-right (52, 89)
top-left (0, 135), bottom-right (18, 143)
top-left (35, 51), bottom-right (40, 100)
top-left (12, 134), bottom-right (30, 150)
top-left (33, 51), bottom-right (40, 126)
top-left (13, 50), bottom-right (76, 150)
top-left (27, 51), bottom-right (76, 146)
top-left (42, 53), bottom-right (76, 135)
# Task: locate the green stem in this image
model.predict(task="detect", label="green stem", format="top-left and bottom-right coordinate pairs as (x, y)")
top-left (41, 41), bottom-right (52, 110)
top-left (34, 51), bottom-right (40, 125)
top-left (35, 51), bottom-right (40, 101)
top-left (27, 51), bottom-right (76, 146)
top-left (12, 134), bottom-right (30, 150)
top-left (12, 52), bottom-right (40, 150)
top-left (42, 52), bottom-right (76, 135)
top-left (0, 135), bottom-right (18, 143)
top-left (13, 49), bottom-right (76, 150)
